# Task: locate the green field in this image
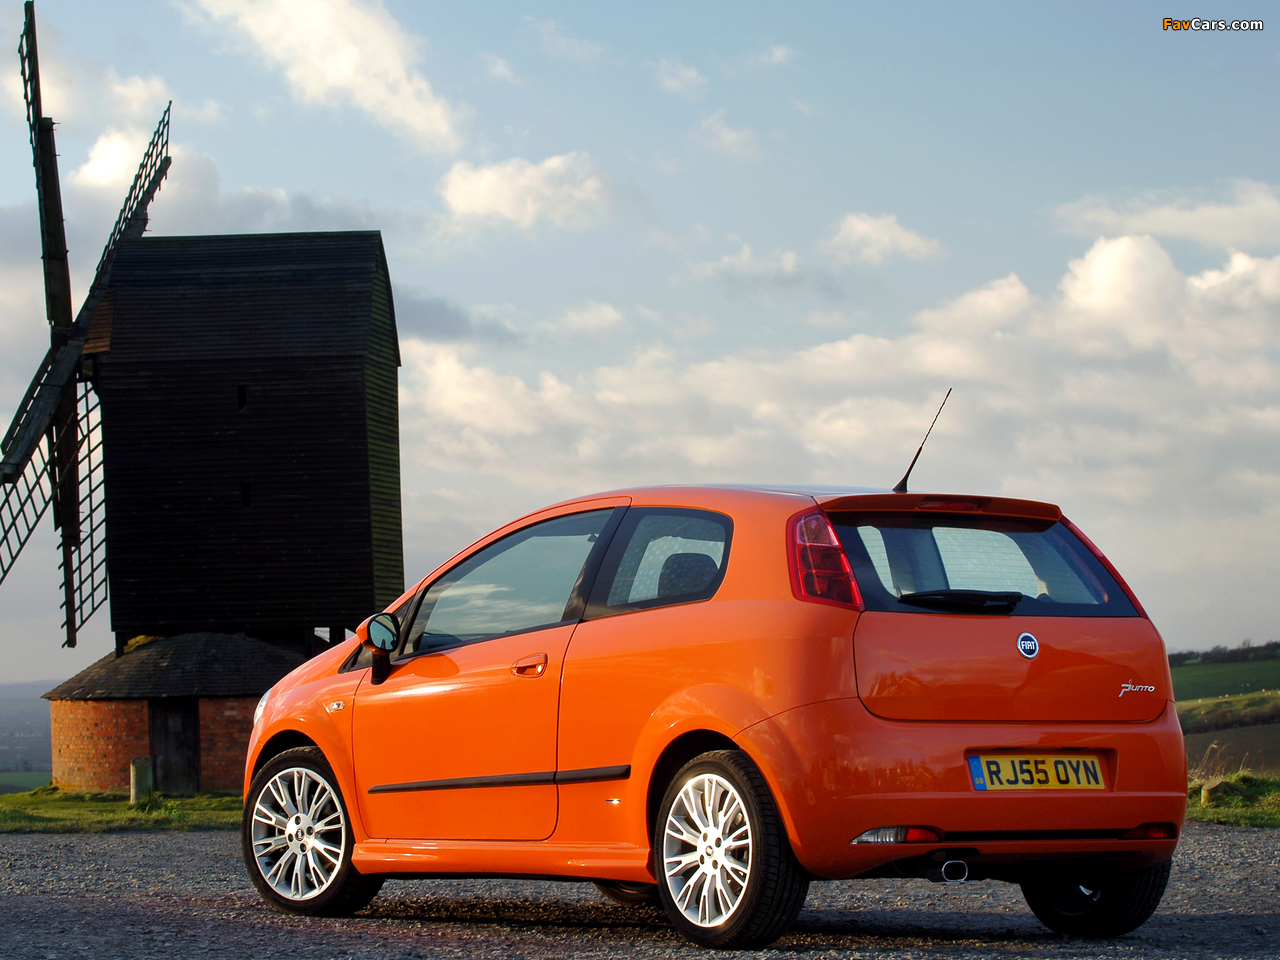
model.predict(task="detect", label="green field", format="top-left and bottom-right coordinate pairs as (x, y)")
top-left (0, 786), bottom-right (240, 832)
top-left (0, 771), bottom-right (52, 795)
top-left (1170, 659), bottom-right (1280, 700)
top-left (1177, 689), bottom-right (1280, 735)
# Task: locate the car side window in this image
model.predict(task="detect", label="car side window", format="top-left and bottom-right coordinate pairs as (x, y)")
top-left (585, 508), bottom-right (732, 617)
top-left (402, 509), bottom-right (614, 655)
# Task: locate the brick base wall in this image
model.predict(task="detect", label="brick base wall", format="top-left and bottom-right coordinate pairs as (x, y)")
top-left (50, 696), bottom-right (260, 794)
top-left (50, 699), bottom-right (150, 793)
top-left (199, 697), bottom-right (258, 792)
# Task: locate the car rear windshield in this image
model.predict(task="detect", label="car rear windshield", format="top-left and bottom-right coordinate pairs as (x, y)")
top-left (828, 512), bottom-right (1138, 617)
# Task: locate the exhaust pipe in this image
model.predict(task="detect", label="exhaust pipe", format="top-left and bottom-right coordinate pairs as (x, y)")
top-left (942, 859), bottom-right (969, 882)
top-left (927, 859), bottom-right (970, 883)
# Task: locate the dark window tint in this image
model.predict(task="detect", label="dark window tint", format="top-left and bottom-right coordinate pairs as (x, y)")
top-left (586, 508), bottom-right (732, 616)
top-left (831, 513), bottom-right (1137, 618)
top-left (402, 509), bottom-right (613, 653)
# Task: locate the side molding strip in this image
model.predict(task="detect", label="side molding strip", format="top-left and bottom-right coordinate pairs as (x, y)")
top-left (553, 764), bottom-right (631, 785)
top-left (368, 764), bottom-right (631, 795)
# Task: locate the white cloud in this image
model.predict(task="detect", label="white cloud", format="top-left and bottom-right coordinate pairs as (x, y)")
top-left (525, 17), bottom-right (602, 64)
top-left (752, 45), bottom-right (794, 65)
top-left (553, 302), bottom-right (624, 333)
top-left (70, 128), bottom-right (152, 188)
top-left (826, 212), bottom-right (943, 264)
top-left (108, 75), bottom-right (171, 119)
top-left (653, 154), bottom-right (682, 174)
top-left (653, 58), bottom-right (707, 98)
top-left (914, 274), bottom-right (1031, 335)
top-left (197, 0), bottom-right (460, 152)
top-left (691, 240), bottom-right (802, 294)
top-left (440, 153), bottom-right (612, 230)
top-left (1057, 180), bottom-right (1280, 250)
top-left (695, 110), bottom-right (757, 157)
top-left (482, 53), bottom-right (517, 83)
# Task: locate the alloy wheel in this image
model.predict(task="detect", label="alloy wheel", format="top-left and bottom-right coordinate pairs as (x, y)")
top-left (250, 766), bottom-right (347, 901)
top-left (662, 772), bottom-right (753, 927)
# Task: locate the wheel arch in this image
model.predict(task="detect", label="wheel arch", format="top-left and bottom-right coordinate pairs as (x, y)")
top-left (645, 729), bottom-right (739, 844)
top-left (251, 730), bottom-right (319, 782)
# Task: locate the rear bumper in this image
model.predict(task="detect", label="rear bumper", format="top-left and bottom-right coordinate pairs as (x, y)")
top-left (735, 696), bottom-right (1187, 880)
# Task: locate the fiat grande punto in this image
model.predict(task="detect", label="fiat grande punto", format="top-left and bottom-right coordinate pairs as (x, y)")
top-left (242, 485), bottom-right (1186, 948)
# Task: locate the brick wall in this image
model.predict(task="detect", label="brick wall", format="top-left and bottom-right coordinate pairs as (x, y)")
top-left (50, 696), bottom-right (259, 794)
top-left (199, 697), bottom-right (258, 792)
top-left (49, 699), bottom-right (150, 793)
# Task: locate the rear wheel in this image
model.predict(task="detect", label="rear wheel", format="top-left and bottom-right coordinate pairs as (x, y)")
top-left (654, 749), bottom-right (808, 948)
top-left (242, 746), bottom-right (383, 916)
top-left (1020, 860), bottom-right (1172, 937)
top-left (594, 880), bottom-right (660, 907)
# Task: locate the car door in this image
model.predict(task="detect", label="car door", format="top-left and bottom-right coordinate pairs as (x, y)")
top-left (352, 507), bottom-right (619, 841)
top-left (556, 508), bottom-right (734, 835)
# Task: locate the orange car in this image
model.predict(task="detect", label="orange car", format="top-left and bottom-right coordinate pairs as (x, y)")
top-left (242, 486), bottom-right (1185, 948)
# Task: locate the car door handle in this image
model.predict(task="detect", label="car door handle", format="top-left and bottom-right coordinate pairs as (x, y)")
top-left (511, 653), bottom-right (549, 678)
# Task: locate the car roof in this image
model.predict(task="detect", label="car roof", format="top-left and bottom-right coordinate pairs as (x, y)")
top-left (548, 483), bottom-right (1060, 520)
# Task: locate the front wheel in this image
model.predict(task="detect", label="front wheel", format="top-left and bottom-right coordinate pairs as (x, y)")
top-left (1020, 860), bottom-right (1172, 937)
top-left (654, 749), bottom-right (809, 948)
top-left (242, 746), bottom-right (383, 916)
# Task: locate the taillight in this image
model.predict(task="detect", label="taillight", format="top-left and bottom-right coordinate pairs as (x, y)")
top-left (1061, 517), bottom-right (1148, 619)
top-left (788, 510), bottom-right (863, 609)
top-left (852, 826), bottom-right (942, 844)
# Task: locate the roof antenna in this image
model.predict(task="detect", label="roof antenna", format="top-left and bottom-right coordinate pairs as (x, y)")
top-left (893, 388), bottom-right (951, 494)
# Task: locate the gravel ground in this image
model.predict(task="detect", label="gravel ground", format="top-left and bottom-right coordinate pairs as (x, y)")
top-left (0, 821), bottom-right (1276, 959)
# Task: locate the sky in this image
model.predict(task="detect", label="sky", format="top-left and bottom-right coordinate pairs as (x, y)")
top-left (1, 1), bottom-right (1278, 682)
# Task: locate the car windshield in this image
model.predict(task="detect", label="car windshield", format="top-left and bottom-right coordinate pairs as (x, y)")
top-left (828, 513), bottom-right (1138, 617)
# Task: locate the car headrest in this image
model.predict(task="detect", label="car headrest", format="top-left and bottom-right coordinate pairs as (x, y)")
top-left (657, 552), bottom-right (720, 598)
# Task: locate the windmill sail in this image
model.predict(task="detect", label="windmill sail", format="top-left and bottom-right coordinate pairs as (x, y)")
top-left (0, 1), bottom-right (170, 647)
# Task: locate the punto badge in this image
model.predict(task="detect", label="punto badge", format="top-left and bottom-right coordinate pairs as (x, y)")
top-left (1016, 632), bottom-right (1039, 660)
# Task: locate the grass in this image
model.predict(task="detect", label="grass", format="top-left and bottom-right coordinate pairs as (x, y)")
top-left (0, 771), bottom-right (53, 795)
top-left (1170, 659), bottom-right (1280, 700)
top-left (1176, 689), bottom-right (1280, 735)
top-left (0, 785), bottom-right (241, 833)
top-left (1185, 769), bottom-right (1280, 828)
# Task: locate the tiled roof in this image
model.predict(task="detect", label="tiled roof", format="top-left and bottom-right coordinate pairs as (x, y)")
top-left (43, 633), bottom-right (307, 701)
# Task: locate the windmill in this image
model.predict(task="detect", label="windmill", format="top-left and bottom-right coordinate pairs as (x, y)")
top-left (0, 1), bottom-right (171, 648)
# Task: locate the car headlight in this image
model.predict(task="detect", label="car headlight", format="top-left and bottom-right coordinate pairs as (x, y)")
top-left (253, 686), bottom-right (273, 726)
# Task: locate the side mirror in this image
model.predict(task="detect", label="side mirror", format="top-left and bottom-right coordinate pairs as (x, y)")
top-left (363, 612), bottom-right (400, 685)
top-left (367, 613), bottom-right (399, 651)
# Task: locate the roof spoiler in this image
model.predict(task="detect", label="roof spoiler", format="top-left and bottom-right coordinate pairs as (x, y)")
top-left (814, 492), bottom-right (1061, 522)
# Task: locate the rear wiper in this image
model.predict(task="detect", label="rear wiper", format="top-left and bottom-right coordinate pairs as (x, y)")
top-left (896, 589), bottom-right (1024, 612)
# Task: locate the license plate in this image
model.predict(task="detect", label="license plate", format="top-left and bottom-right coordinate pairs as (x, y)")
top-left (968, 754), bottom-right (1106, 791)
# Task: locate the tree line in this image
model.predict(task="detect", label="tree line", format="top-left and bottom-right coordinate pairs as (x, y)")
top-left (1168, 639), bottom-right (1280, 668)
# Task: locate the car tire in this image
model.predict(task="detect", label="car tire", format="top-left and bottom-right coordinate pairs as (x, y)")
top-left (1020, 859), bottom-right (1172, 937)
top-left (653, 749), bottom-right (809, 948)
top-left (593, 880), bottom-right (660, 906)
top-left (242, 746), bottom-right (384, 916)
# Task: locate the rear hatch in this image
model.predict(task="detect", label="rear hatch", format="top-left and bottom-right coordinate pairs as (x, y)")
top-left (822, 494), bottom-right (1171, 723)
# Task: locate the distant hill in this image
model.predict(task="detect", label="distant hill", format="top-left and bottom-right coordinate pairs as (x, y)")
top-left (0, 681), bottom-right (58, 773)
